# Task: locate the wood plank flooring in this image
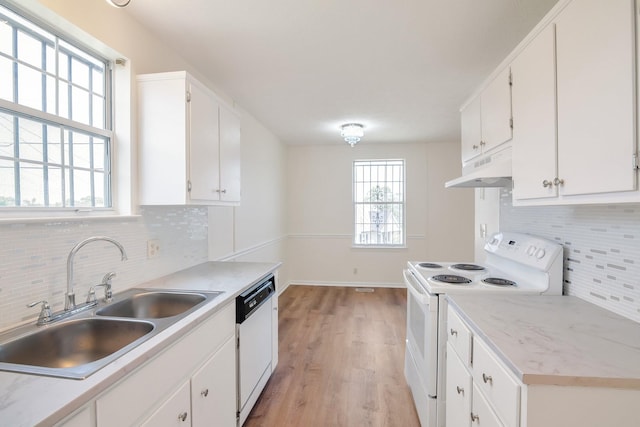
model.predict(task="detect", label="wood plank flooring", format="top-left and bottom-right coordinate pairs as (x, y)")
top-left (244, 285), bottom-right (421, 427)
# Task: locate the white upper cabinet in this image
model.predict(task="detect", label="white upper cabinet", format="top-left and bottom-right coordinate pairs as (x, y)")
top-left (506, 0), bottom-right (639, 205)
top-left (461, 68), bottom-right (512, 164)
top-left (461, 96), bottom-right (483, 162)
top-left (511, 25), bottom-right (558, 201)
top-left (480, 67), bottom-right (513, 153)
top-left (555, 0), bottom-right (636, 197)
top-left (138, 71), bottom-right (241, 206)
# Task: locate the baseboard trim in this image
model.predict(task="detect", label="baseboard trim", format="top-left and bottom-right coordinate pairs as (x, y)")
top-left (285, 280), bottom-right (405, 289)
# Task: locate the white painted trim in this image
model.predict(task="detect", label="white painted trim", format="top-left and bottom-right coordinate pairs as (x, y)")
top-left (288, 233), bottom-right (425, 239)
top-left (285, 280), bottom-right (405, 289)
top-left (215, 235), bottom-right (286, 261)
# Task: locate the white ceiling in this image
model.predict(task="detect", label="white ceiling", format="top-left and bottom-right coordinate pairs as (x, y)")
top-left (125, 0), bottom-right (559, 145)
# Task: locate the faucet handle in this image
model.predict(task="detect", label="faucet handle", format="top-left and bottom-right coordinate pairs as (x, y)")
top-left (27, 300), bottom-right (52, 325)
top-left (86, 287), bottom-right (97, 303)
top-left (102, 272), bottom-right (116, 285)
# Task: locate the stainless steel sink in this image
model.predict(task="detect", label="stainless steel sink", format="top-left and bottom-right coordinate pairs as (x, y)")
top-left (0, 288), bottom-right (223, 379)
top-left (0, 318), bottom-right (153, 379)
top-left (96, 290), bottom-right (209, 319)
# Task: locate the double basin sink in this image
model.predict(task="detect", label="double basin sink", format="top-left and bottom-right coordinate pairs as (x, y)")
top-left (0, 289), bottom-right (223, 379)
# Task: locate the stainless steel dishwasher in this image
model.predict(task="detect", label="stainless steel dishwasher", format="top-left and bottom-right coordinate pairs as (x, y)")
top-left (236, 274), bottom-right (275, 426)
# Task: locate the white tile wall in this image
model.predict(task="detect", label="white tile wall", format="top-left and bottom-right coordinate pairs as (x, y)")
top-left (500, 189), bottom-right (640, 323)
top-left (0, 206), bottom-right (208, 331)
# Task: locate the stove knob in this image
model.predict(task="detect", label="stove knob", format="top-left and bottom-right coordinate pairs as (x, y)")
top-left (527, 245), bottom-right (536, 256)
top-left (535, 248), bottom-right (546, 259)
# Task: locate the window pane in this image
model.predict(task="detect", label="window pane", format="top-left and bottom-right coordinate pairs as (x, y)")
top-left (45, 74), bottom-right (56, 113)
top-left (92, 68), bottom-right (104, 96)
top-left (17, 62), bottom-right (42, 110)
top-left (93, 170), bottom-right (105, 207)
top-left (16, 30), bottom-right (42, 68)
top-left (46, 124), bottom-right (62, 164)
top-left (92, 94), bottom-right (104, 128)
top-left (71, 57), bottom-right (89, 89)
top-left (92, 136), bottom-right (106, 171)
top-left (47, 165), bottom-right (63, 206)
top-left (71, 85), bottom-right (90, 124)
top-left (0, 112), bottom-right (14, 157)
top-left (58, 51), bottom-right (69, 81)
top-left (0, 158), bottom-right (16, 206)
top-left (0, 20), bottom-right (12, 56)
top-left (70, 131), bottom-right (90, 169)
top-left (58, 81), bottom-right (70, 118)
top-left (72, 168), bottom-right (91, 206)
top-left (19, 161), bottom-right (44, 206)
top-left (0, 56), bottom-right (12, 102)
top-left (45, 44), bottom-right (55, 73)
top-left (17, 116), bottom-right (43, 162)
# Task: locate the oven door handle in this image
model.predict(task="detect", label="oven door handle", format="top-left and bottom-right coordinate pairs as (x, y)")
top-left (403, 269), bottom-right (436, 311)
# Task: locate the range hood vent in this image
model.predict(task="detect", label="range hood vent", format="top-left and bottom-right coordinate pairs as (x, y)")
top-left (445, 146), bottom-right (512, 188)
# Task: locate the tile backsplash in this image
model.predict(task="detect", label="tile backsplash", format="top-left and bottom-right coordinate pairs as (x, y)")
top-left (0, 206), bottom-right (208, 331)
top-left (500, 189), bottom-right (640, 323)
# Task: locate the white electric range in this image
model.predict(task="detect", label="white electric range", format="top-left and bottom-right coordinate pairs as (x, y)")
top-left (403, 232), bottom-right (564, 427)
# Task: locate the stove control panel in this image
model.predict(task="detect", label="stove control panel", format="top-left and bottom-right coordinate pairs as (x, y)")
top-left (485, 232), bottom-right (562, 270)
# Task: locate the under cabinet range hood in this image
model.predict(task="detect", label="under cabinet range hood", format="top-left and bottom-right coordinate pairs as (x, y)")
top-left (445, 146), bottom-right (512, 188)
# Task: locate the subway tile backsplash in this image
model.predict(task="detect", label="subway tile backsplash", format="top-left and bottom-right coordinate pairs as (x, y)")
top-left (500, 189), bottom-right (640, 323)
top-left (0, 206), bottom-right (208, 331)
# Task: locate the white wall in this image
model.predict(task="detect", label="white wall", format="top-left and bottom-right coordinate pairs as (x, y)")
top-left (0, 0), bottom-right (287, 331)
top-left (286, 142), bottom-right (474, 286)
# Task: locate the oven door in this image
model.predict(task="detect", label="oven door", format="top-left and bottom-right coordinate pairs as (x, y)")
top-left (404, 269), bottom-right (439, 426)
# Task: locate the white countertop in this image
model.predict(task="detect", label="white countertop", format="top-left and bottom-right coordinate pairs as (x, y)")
top-left (447, 295), bottom-right (640, 389)
top-left (0, 261), bottom-right (281, 427)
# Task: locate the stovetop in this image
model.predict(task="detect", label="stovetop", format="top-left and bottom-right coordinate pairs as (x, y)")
top-left (407, 260), bottom-right (549, 295)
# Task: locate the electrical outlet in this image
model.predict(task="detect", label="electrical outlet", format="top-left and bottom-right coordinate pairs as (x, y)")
top-left (147, 239), bottom-right (161, 259)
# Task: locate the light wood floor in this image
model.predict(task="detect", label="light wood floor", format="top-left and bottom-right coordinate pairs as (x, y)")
top-left (244, 285), bottom-right (421, 427)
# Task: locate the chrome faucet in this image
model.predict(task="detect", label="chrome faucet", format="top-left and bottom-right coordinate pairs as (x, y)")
top-left (66, 236), bottom-right (127, 310)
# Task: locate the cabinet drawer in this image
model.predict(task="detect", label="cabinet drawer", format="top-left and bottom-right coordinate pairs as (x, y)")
top-left (472, 337), bottom-right (520, 427)
top-left (446, 342), bottom-right (472, 427)
top-left (447, 305), bottom-right (472, 365)
top-left (472, 383), bottom-right (505, 427)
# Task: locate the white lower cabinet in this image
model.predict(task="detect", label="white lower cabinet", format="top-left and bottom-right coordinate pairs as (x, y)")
top-left (55, 404), bottom-right (94, 427)
top-left (141, 381), bottom-right (191, 427)
top-left (446, 304), bottom-right (640, 427)
top-left (96, 302), bottom-right (235, 427)
top-left (191, 337), bottom-right (237, 427)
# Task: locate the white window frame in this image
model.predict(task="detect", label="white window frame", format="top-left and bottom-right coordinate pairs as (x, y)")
top-left (352, 159), bottom-right (406, 248)
top-left (0, 0), bottom-right (134, 220)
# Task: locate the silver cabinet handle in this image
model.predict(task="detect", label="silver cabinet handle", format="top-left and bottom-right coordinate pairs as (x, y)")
top-left (216, 189), bottom-right (227, 194)
top-left (553, 177), bottom-right (564, 186)
top-left (471, 412), bottom-right (480, 423)
top-left (480, 141), bottom-right (486, 146)
top-left (456, 386), bottom-right (464, 395)
top-left (178, 412), bottom-right (188, 422)
top-left (450, 328), bottom-right (458, 336)
top-left (542, 179), bottom-right (553, 188)
top-left (482, 373), bottom-right (493, 385)
top-left (201, 388), bottom-right (209, 397)
top-left (472, 144), bottom-right (479, 150)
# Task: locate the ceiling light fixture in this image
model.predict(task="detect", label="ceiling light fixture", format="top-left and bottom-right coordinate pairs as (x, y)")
top-left (341, 123), bottom-right (364, 147)
top-left (106, 0), bottom-right (131, 7)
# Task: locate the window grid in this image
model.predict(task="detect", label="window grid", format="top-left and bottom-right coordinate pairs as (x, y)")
top-left (353, 159), bottom-right (405, 246)
top-left (0, 4), bottom-right (111, 209)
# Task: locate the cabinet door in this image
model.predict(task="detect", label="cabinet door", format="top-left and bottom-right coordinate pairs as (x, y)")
top-left (271, 293), bottom-right (279, 371)
top-left (471, 383), bottom-right (505, 427)
top-left (219, 105), bottom-right (241, 202)
top-left (140, 381), bottom-right (191, 427)
top-left (55, 405), bottom-right (94, 427)
top-left (461, 96), bottom-right (482, 162)
top-left (188, 77), bottom-right (221, 202)
top-left (556, 0), bottom-right (636, 196)
top-left (446, 343), bottom-right (472, 427)
top-left (480, 67), bottom-right (512, 152)
top-left (191, 337), bottom-right (236, 427)
top-left (511, 25), bottom-right (558, 201)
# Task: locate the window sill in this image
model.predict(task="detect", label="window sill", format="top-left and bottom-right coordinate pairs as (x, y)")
top-left (351, 245), bottom-right (408, 250)
top-left (0, 212), bottom-right (142, 224)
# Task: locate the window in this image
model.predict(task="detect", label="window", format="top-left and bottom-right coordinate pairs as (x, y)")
top-left (353, 159), bottom-right (405, 246)
top-left (0, 4), bottom-right (112, 209)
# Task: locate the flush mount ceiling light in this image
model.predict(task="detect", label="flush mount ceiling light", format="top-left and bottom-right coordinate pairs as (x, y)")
top-left (341, 123), bottom-right (364, 147)
top-left (106, 0), bottom-right (131, 7)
